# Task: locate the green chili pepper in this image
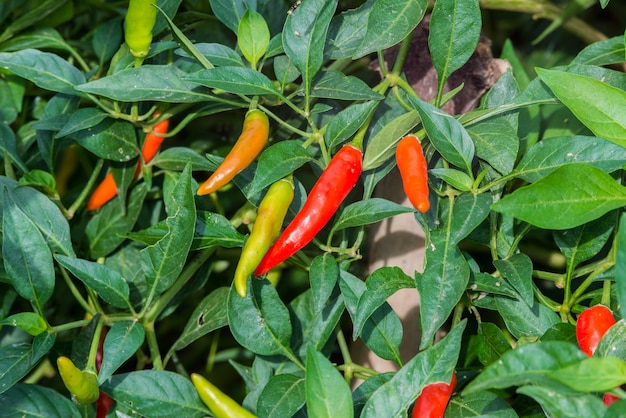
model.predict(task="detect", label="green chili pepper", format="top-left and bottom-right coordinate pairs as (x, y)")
top-left (191, 373), bottom-right (257, 418)
top-left (234, 178), bottom-right (294, 297)
top-left (57, 356), bottom-right (100, 404)
top-left (124, 0), bottom-right (158, 65)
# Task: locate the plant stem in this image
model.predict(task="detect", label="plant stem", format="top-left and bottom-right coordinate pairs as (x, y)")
top-left (144, 320), bottom-right (163, 370)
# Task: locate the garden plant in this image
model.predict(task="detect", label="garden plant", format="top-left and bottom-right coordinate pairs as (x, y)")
top-left (0, 0), bottom-right (625, 416)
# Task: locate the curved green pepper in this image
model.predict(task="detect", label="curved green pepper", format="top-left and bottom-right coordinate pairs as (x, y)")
top-left (191, 373), bottom-right (257, 418)
top-left (233, 177), bottom-right (294, 297)
top-left (57, 356), bottom-right (100, 404)
top-left (124, 0), bottom-right (158, 65)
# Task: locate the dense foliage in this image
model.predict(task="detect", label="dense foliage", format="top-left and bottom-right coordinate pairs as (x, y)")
top-left (0, 0), bottom-right (625, 416)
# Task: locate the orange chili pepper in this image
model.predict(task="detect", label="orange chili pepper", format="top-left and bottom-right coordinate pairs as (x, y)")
top-left (197, 109), bottom-right (269, 196)
top-left (396, 135), bottom-right (430, 213)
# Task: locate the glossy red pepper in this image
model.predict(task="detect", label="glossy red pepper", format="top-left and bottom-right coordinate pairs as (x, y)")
top-left (396, 135), bottom-right (429, 213)
top-left (412, 372), bottom-right (457, 418)
top-left (87, 116), bottom-right (169, 211)
top-left (254, 144), bottom-right (362, 276)
top-left (576, 304), bottom-right (616, 357)
top-left (576, 305), bottom-right (618, 406)
top-left (197, 110), bottom-right (269, 196)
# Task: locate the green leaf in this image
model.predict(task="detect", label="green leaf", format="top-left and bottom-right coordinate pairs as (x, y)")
top-left (0, 331), bottom-right (55, 395)
top-left (257, 374), bottom-right (305, 418)
top-left (0, 27), bottom-right (72, 54)
top-left (0, 121), bottom-right (27, 172)
top-left (447, 193), bottom-right (493, 245)
top-left (283, 0), bottom-right (338, 99)
top-left (332, 198), bottom-right (415, 233)
top-left (248, 141), bottom-right (313, 197)
top-left (325, 0), bottom-right (374, 59)
top-left (326, 101), bottom-right (378, 149)
top-left (468, 116), bottom-right (519, 175)
top-left (181, 43), bottom-right (245, 67)
top-left (227, 279), bottom-right (293, 357)
top-left (572, 36), bottom-right (626, 67)
top-left (289, 289), bottom-right (344, 359)
top-left (238, 9), bottom-right (270, 68)
top-left (0, 49), bottom-right (85, 95)
top-left (410, 97), bottom-right (475, 173)
top-left (306, 346), bottom-right (354, 418)
top-left (167, 287), bottom-right (229, 356)
top-left (477, 322), bottom-right (512, 366)
top-left (153, 146), bottom-right (219, 171)
top-left (362, 110), bottom-right (421, 171)
top-left (209, 0), bottom-right (252, 33)
top-left (361, 321), bottom-right (466, 418)
top-left (76, 65), bottom-right (210, 103)
top-left (429, 168), bottom-right (473, 191)
top-left (86, 183), bottom-right (148, 258)
top-left (354, 0), bottom-right (427, 59)
top-left (184, 66), bottom-right (281, 96)
top-left (616, 214), bottom-right (626, 321)
top-left (101, 370), bottom-right (206, 417)
top-left (493, 253), bottom-right (534, 308)
top-left (536, 68), bottom-right (626, 148)
top-left (446, 390), bottom-right (518, 417)
top-left (0, 383), bottom-right (81, 417)
top-left (340, 270), bottom-right (402, 363)
top-left (596, 320), bottom-right (626, 361)
top-left (462, 341), bottom-right (587, 395)
top-left (553, 212), bottom-right (616, 270)
top-left (194, 211), bottom-right (246, 249)
top-left (309, 255), bottom-right (339, 314)
top-left (54, 255), bottom-right (130, 310)
top-left (468, 272), bottom-right (519, 299)
top-left (513, 135), bottom-right (626, 183)
top-left (71, 118), bottom-right (139, 162)
top-left (98, 321), bottom-right (145, 384)
top-left (0, 312), bottom-right (47, 336)
top-left (352, 267), bottom-right (414, 340)
top-left (492, 163), bottom-right (626, 230)
top-left (274, 55), bottom-right (300, 89)
top-left (2, 190), bottom-right (54, 306)
top-left (418, 229), bottom-right (470, 349)
top-left (517, 385), bottom-right (606, 418)
top-left (11, 185), bottom-right (75, 257)
top-left (93, 17), bottom-right (123, 65)
top-left (495, 294), bottom-right (560, 339)
top-left (141, 164), bottom-right (195, 296)
top-left (56, 108), bottom-right (108, 138)
top-left (429, 0), bottom-right (481, 104)
top-left (548, 357), bottom-right (626, 392)
top-left (310, 71), bottom-right (383, 101)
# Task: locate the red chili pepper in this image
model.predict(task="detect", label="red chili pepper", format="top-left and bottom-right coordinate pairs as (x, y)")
top-left (396, 135), bottom-right (429, 213)
top-left (94, 327), bottom-right (114, 418)
top-left (197, 109), bottom-right (269, 196)
top-left (576, 304), bottom-right (616, 357)
top-left (412, 372), bottom-right (457, 418)
top-left (603, 392), bottom-right (620, 406)
top-left (87, 116), bottom-right (169, 211)
top-left (254, 144), bottom-right (362, 276)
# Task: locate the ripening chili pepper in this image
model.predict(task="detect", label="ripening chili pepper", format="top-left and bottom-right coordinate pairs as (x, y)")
top-left (234, 178), bottom-right (294, 297)
top-left (254, 144), bottom-right (362, 276)
top-left (124, 0), bottom-right (158, 65)
top-left (197, 110), bottom-right (269, 196)
top-left (576, 304), bottom-right (616, 357)
top-left (191, 373), bottom-right (257, 418)
top-left (57, 356), bottom-right (100, 405)
top-left (87, 116), bottom-right (169, 211)
top-left (396, 135), bottom-right (429, 213)
top-left (576, 305), bottom-right (618, 406)
top-left (412, 372), bottom-right (457, 418)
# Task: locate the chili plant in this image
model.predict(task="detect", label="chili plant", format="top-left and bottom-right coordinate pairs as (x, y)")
top-left (0, 0), bottom-right (625, 417)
